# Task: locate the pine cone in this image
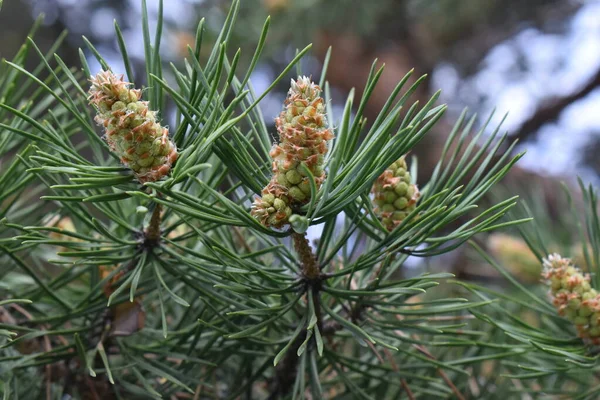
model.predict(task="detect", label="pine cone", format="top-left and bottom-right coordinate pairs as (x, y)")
top-left (88, 71), bottom-right (177, 183)
top-left (543, 253), bottom-right (600, 344)
top-left (251, 76), bottom-right (333, 228)
top-left (251, 191), bottom-right (293, 228)
top-left (372, 157), bottom-right (420, 231)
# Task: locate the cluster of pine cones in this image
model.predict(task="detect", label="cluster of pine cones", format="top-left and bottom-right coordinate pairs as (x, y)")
top-left (88, 72), bottom-right (421, 231)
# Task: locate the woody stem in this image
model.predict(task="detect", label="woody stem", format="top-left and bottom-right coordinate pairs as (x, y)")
top-left (292, 232), bottom-right (320, 280)
top-left (144, 203), bottom-right (163, 245)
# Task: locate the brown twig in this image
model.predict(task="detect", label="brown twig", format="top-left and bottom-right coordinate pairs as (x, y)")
top-left (84, 375), bottom-right (102, 400)
top-left (193, 384), bottom-right (202, 400)
top-left (45, 334), bottom-right (52, 400)
top-left (311, 286), bottom-right (324, 333)
top-left (144, 202), bottom-right (163, 245)
top-left (367, 340), bottom-right (385, 364)
top-left (317, 270), bottom-right (421, 399)
top-left (331, 270), bottom-right (465, 400)
top-left (267, 333), bottom-right (306, 400)
top-left (394, 323), bottom-right (466, 400)
top-left (383, 348), bottom-right (416, 400)
top-left (9, 303), bottom-right (66, 399)
top-left (512, 65), bottom-right (600, 143)
top-left (292, 232), bottom-right (320, 280)
top-left (414, 343), bottom-right (464, 400)
top-left (233, 226), bottom-right (253, 254)
top-left (399, 378), bottom-right (416, 400)
top-left (268, 233), bottom-right (324, 399)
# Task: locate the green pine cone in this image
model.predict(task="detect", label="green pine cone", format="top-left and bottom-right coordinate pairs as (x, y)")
top-left (88, 70), bottom-right (177, 183)
top-left (543, 253), bottom-right (600, 344)
top-left (251, 191), bottom-right (293, 228)
top-left (372, 157), bottom-right (420, 231)
top-left (251, 76), bottom-right (334, 228)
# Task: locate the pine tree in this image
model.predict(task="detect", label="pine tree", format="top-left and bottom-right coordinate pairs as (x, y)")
top-left (2, 1), bottom-right (592, 399)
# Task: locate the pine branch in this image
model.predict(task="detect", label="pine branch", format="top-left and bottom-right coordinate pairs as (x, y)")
top-left (268, 334), bottom-right (307, 399)
top-left (384, 348), bottom-right (416, 400)
top-left (144, 202), bottom-right (163, 246)
top-left (292, 232), bottom-right (320, 281)
top-left (268, 235), bottom-right (324, 399)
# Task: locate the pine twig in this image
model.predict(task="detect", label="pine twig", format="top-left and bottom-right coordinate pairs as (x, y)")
top-left (9, 303), bottom-right (68, 397)
top-left (292, 232), bottom-right (320, 280)
top-left (383, 348), bottom-right (416, 400)
top-left (395, 324), bottom-right (466, 400)
top-left (144, 202), bottom-right (163, 245)
top-left (268, 233), bottom-right (324, 398)
top-left (311, 286), bottom-right (324, 333)
top-left (233, 226), bottom-right (252, 253)
top-left (267, 334), bottom-right (306, 399)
